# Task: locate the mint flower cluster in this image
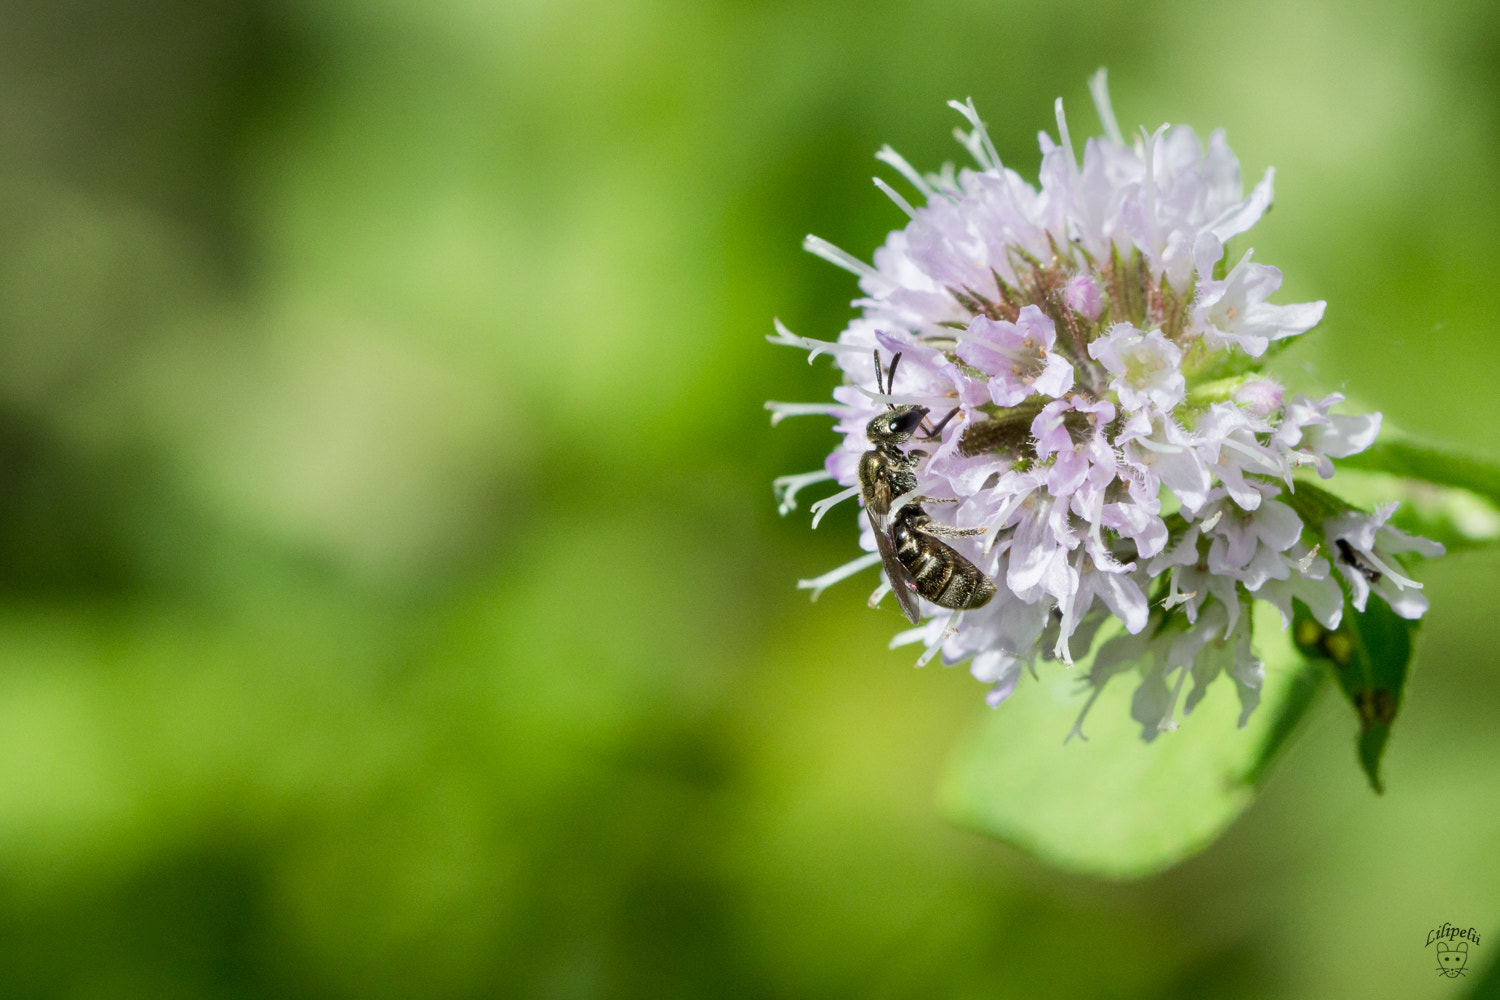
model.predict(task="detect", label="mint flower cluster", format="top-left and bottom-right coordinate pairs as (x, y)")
top-left (770, 72), bottom-right (1442, 735)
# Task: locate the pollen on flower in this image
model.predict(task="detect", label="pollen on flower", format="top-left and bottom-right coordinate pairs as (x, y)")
top-left (768, 68), bottom-right (1443, 733)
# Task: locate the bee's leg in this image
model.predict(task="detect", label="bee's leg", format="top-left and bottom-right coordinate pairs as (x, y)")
top-left (920, 407), bottom-right (960, 439)
top-left (917, 521), bottom-right (986, 539)
top-left (902, 507), bottom-right (985, 539)
top-left (906, 494), bottom-right (957, 505)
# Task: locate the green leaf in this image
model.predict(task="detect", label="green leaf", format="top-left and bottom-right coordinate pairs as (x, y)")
top-left (939, 604), bottom-right (1319, 879)
top-left (1338, 434), bottom-right (1500, 508)
top-left (1239, 655), bottom-right (1326, 788)
top-left (1291, 597), bottom-right (1416, 794)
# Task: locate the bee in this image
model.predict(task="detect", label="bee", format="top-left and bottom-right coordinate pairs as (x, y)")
top-left (860, 351), bottom-right (997, 624)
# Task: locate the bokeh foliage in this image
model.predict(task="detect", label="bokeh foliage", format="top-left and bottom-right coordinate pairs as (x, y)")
top-left (1, 0), bottom-right (1498, 996)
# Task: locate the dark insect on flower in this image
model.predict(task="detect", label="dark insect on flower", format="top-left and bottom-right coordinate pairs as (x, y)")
top-left (1335, 538), bottom-right (1382, 582)
top-left (859, 351), bottom-right (995, 624)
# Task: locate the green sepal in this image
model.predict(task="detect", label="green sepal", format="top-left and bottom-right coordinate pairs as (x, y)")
top-left (1291, 597), bottom-right (1416, 794)
top-left (1179, 334), bottom-right (1297, 384)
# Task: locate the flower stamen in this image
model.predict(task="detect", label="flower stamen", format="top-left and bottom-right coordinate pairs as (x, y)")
top-left (796, 551), bottom-right (882, 601)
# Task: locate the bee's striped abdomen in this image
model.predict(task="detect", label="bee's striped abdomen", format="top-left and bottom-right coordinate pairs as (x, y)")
top-left (890, 508), bottom-right (995, 611)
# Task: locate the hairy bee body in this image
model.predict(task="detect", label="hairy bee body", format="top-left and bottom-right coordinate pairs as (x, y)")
top-left (857, 438), bottom-right (920, 515)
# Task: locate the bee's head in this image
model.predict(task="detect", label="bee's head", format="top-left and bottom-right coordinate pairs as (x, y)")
top-left (867, 404), bottom-right (928, 444)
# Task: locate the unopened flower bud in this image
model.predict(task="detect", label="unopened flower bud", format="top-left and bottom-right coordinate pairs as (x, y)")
top-left (1234, 378), bottom-right (1284, 417)
top-left (1064, 274), bottom-right (1104, 322)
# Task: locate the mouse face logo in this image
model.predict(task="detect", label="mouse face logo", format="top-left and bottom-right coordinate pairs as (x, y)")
top-left (1436, 942), bottom-right (1469, 978)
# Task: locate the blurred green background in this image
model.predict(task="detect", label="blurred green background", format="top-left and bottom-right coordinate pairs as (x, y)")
top-left (0, 0), bottom-right (1498, 996)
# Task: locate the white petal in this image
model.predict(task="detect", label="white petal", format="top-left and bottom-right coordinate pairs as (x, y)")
top-left (1208, 167), bottom-right (1275, 242)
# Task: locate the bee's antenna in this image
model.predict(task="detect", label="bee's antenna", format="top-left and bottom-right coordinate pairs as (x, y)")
top-left (872, 349), bottom-right (903, 410)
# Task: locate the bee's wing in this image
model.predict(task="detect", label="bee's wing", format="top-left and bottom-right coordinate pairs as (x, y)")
top-left (868, 507), bottom-right (922, 624)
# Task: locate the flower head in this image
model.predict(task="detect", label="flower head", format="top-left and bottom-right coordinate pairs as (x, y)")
top-left (770, 71), bottom-right (1443, 733)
